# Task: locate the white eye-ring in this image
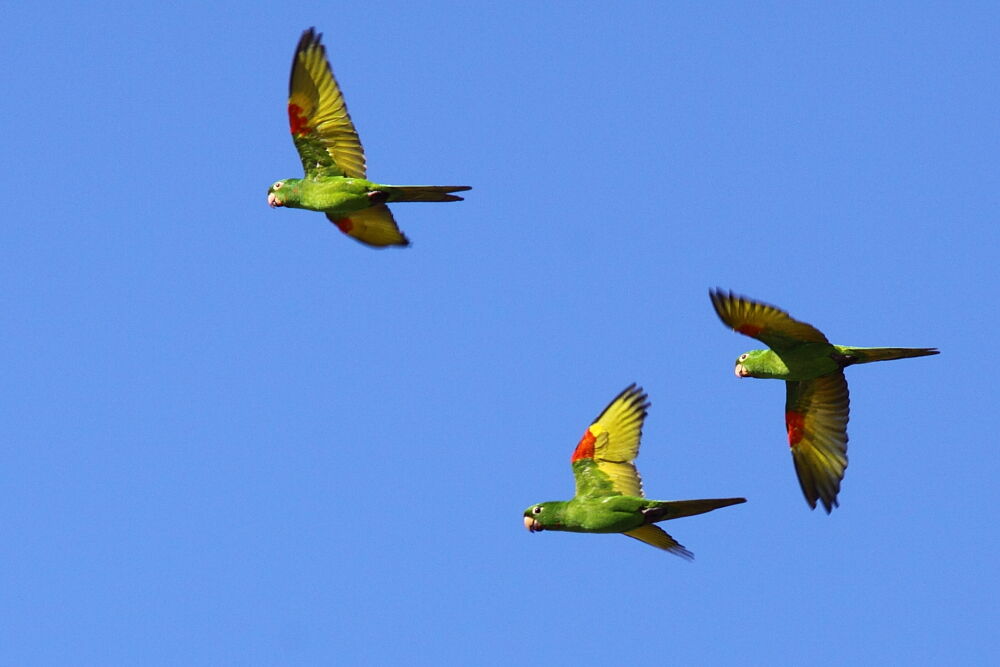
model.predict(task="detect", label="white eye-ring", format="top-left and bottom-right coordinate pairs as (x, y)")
top-left (532, 506), bottom-right (543, 515)
top-left (273, 181), bottom-right (283, 190)
top-left (738, 353), bottom-right (749, 362)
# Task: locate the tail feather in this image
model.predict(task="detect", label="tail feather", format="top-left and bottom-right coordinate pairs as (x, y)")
top-left (386, 185), bottom-right (471, 203)
top-left (847, 347), bottom-right (939, 364)
top-left (644, 498), bottom-right (746, 523)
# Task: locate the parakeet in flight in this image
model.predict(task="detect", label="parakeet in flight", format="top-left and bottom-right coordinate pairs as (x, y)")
top-left (523, 384), bottom-right (746, 558)
top-left (267, 28), bottom-right (471, 248)
top-left (709, 289), bottom-right (939, 513)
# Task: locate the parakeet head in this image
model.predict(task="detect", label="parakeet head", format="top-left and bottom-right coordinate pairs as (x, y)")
top-left (523, 502), bottom-right (568, 532)
top-left (734, 349), bottom-right (785, 378)
top-left (267, 179), bottom-right (302, 208)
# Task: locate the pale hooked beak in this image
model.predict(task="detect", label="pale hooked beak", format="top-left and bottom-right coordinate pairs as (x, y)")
top-left (735, 363), bottom-right (751, 378)
top-left (524, 516), bottom-right (543, 532)
top-left (267, 193), bottom-right (280, 208)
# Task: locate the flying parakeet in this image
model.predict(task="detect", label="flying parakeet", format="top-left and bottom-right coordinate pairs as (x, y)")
top-left (523, 384), bottom-right (746, 558)
top-left (709, 289), bottom-right (939, 513)
top-left (267, 28), bottom-right (471, 248)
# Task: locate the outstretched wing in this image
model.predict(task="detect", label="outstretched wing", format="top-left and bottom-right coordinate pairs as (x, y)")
top-left (785, 372), bottom-right (850, 513)
top-left (288, 28), bottom-right (366, 179)
top-left (571, 384), bottom-right (649, 498)
top-left (709, 289), bottom-right (829, 351)
top-left (623, 525), bottom-right (693, 559)
top-left (326, 206), bottom-right (409, 248)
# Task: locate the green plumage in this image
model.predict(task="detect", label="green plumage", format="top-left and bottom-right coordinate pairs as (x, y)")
top-left (269, 28), bottom-right (470, 248)
top-left (268, 179), bottom-right (466, 214)
top-left (526, 496), bottom-right (745, 536)
top-left (524, 384), bottom-right (745, 558)
top-left (731, 345), bottom-right (937, 381)
top-left (710, 289), bottom-right (938, 512)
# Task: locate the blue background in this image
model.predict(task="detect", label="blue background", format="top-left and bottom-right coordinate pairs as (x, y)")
top-left (3, 2), bottom-right (997, 664)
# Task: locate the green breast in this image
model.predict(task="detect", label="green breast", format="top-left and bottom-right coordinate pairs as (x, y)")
top-left (563, 496), bottom-right (646, 533)
top-left (769, 344), bottom-right (841, 380)
top-left (299, 178), bottom-right (375, 213)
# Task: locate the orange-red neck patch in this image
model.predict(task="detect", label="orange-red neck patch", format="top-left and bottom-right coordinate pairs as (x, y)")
top-left (738, 324), bottom-right (764, 337)
top-left (571, 429), bottom-right (596, 462)
top-left (333, 218), bottom-right (353, 234)
top-left (785, 411), bottom-right (805, 447)
top-left (288, 103), bottom-right (311, 136)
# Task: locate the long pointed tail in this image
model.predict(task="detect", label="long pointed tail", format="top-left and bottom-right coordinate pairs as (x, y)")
top-left (644, 498), bottom-right (746, 523)
top-left (385, 185), bottom-right (471, 203)
top-left (845, 347), bottom-right (939, 364)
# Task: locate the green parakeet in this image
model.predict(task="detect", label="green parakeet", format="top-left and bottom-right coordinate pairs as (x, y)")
top-left (709, 289), bottom-right (939, 513)
top-left (523, 384), bottom-right (746, 558)
top-left (267, 28), bottom-right (471, 248)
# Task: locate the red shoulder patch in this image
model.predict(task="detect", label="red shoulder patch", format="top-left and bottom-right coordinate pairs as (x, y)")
top-left (785, 411), bottom-right (805, 447)
top-left (571, 429), bottom-right (596, 463)
top-left (738, 323), bottom-right (764, 337)
top-left (333, 218), bottom-right (353, 234)
top-left (288, 103), bottom-right (311, 136)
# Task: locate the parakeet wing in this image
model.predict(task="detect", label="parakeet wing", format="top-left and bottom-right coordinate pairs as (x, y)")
top-left (710, 289), bottom-right (829, 351)
top-left (785, 372), bottom-right (850, 513)
top-left (623, 524), bottom-right (693, 559)
top-left (325, 206), bottom-right (410, 248)
top-left (288, 28), bottom-right (366, 179)
top-left (571, 384), bottom-right (648, 498)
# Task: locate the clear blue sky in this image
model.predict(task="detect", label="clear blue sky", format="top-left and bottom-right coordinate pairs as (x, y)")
top-left (3, 2), bottom-right (998, 664)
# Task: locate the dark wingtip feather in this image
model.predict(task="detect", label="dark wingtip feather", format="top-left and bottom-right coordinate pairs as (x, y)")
top-left (709, 288), bottom-right (784, 320)
top-left (817, 491), bottom-right (839, 514)
top-left (589, 382), bottom-right (651, 431)
top-left (290, 27), bottom-right (324, 91)
top-left (619, 382), bottom-right (651, 418)
top-left (708, 287), bottom-right (729, 323)
top-left (299, 26), bottom-right (321, 51)
top-left (820, 494), bottom-right (839, 514)
top-left (709, 288), bottom-right (747, 323)
top-left (673, 545), bottom-right (695, 561)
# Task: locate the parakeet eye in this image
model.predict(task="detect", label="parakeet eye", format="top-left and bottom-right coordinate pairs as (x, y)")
top-left (273, 181), bottom-right (283, 190)
top-left (738, 353), bottom-right (749, 362)
top-left (532, 506), bottom-right (543, 515)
